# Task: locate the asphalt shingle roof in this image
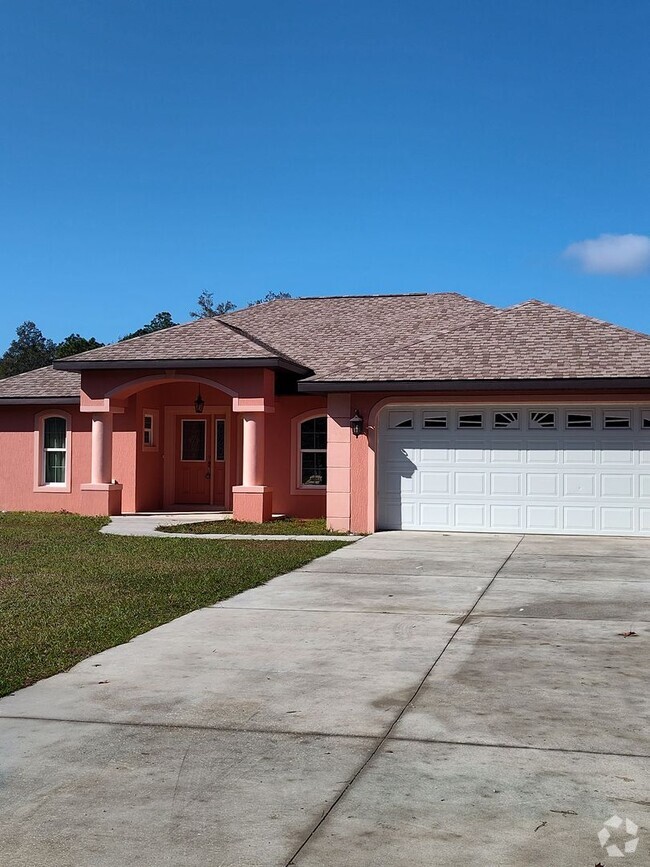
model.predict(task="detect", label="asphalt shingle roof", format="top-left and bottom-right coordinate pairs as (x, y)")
top-left (306, 300), bottom-right (650, 382)
top-left (57, 316), bottom-right (291, 364)
top-left (0, 365), bottom-right (81, 400)
top-left (2, 293), bottom-right (650, 400)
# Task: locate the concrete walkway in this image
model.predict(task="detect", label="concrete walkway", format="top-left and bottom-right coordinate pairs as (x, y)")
top-left (101, 513), bottom-right (362, 540)
top-left (0, 532), bottom-right (648, 865)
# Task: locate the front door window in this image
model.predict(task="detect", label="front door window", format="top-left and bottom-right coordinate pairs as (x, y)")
top-left (181, 420), bottom-right (206, 461)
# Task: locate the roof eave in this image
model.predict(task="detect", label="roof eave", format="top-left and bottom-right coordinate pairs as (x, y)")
top-left (0, 396), bottom-right (80, 405)
top-left (54, 357), bottom-right (310, 375)
top-left (298, 376), bottom-right (650, 393)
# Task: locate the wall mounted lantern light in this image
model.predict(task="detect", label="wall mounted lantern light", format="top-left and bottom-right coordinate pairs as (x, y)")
top-left (350, 410), bottom-right (363, 438)
top-left (194, 392), bottom-right (205, 414)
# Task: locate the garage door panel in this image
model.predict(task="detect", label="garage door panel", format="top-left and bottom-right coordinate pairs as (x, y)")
top-left (490, 448), bottom-right (523, 464)
top-left (490, 504), bottom-right (522, 529)
top-left (601, 507), bottom-right (635, 532)
top-left (563, 474), bottom-right (596, 496)
top-left (526, 449), bottom-right (560, 464)
top-left (419, 503), bottom-right (450, 527)
top-left (454, 473), bottom-right (486, 495)
top-left (378, 404), bottom-right (650, 536)
top-left (526, 505), bottom-right (560, 531)
top-left (455, 448), bottom-right (486, 463)
top-left (420, 471), bottom-right (450, 494)
top-left (601, 474), bottom-right (634, 497)
top-left (527, 473), bottom-right (559, 496)
top-left (601, 448), bottom-right (634, 465)
top-left (490, 473), bottom-right (522, 495)
top-left (454, 503), bottom-right (486, 528)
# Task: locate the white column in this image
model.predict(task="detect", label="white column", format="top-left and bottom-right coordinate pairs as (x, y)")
top-left (91, 412), bottom-right (113, 485)
top-left (241, 412), bottom-right (264, 487)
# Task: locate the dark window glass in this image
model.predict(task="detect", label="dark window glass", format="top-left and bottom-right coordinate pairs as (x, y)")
top-left (566, 413), bottom-right (592, 429)
top-left (458, 413), bottom-right (483, 428)
top-left (43, 417), bottom-right (67, 483)
top-left (45, 450), bottom-right (66, 484)
top-left (182, 420), bottom-right (206, 461)
top-left (44, 417), bottom-right (66, 449)
top-left (300, 416), bottom-right (327, 450)
top-left (301, 451), bottom-right (327, 486)
top-left (215, 419), bottom-right (225, 461)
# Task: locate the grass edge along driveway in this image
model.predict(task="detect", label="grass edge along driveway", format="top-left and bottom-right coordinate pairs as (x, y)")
top-left (157, 517), bottom-right (347, 535)
top-left (0, 512), bottom-right (349, 697)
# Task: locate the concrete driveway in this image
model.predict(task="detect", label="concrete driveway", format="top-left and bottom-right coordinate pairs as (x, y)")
top-left (0, 532), bottom-right (648, 866)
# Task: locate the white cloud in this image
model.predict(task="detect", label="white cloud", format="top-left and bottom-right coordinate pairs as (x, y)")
top-left (563, 233), bottom-right (650, 276)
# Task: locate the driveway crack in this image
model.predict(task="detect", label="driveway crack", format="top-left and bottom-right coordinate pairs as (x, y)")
top-left (283, 534), bottom-right (526, 866)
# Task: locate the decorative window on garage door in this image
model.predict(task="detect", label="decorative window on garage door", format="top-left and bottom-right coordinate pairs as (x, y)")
top-left (422, 412), bottom-right (448, 429)
top-left (566, 412), bottom-right (593, 429)
top-left (388, 411), bottom-right (413, 429)
top-left (603, 411), bottom-right (631, 429)
top-left (529, 410), bottom-right (556, 429)
top-left (457, 412), bottom-right (483, 429)
top-left (493, 411), bottom-right (519, 429)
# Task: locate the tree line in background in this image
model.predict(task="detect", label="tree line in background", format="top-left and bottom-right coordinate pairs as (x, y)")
top-left (0, 290), bottom-right (291, 379)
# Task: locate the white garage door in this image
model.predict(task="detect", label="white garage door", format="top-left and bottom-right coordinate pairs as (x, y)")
top-left (377, 405), bottom-right (650, 536)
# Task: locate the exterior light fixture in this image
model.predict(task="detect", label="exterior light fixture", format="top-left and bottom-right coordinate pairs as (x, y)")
top-left (350, 410), bottom-right (363, 438)
top-left (194, 392), bottom-right (205, 414)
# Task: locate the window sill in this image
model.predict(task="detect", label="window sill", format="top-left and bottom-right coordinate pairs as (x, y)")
top-left (293, 485), bottom-right (327, 496)
top-left (33, 483), bottom-right (71, 494)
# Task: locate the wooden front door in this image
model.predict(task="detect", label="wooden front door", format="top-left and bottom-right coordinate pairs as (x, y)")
top-left (174, 415), bottom-right (228, 507)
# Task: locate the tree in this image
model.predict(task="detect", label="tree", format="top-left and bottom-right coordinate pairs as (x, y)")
top-left (120, 311), bottom-right (177, 341)
top-left (190, 290), bottom-right (236, 319)
top-left (55, 334), bottom-right (104, 359)
top-left (0, 321), bottom-right (56, 378)
top-left (248, 290), bottom-right (292, 306)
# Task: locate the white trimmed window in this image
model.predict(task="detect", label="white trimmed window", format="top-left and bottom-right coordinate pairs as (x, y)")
top-left (43, 416), bottom-right (67, 485)
top-left (142, 410), bottom-right (158, 450)
top-left (300, 416), bottom-right (327, 487)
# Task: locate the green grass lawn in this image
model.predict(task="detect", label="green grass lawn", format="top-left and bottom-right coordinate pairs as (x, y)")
top-left (158, 517), bottom-right (346, 535)
top-left (0, 512), bottom-right (349, 698)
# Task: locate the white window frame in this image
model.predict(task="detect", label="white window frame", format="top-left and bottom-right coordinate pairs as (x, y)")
top-left (298, 414), bottom-right (327, 489)
top-left (142, 409), bottom-right (159, 451)
top-left (34, 410), bottom-right (72, 493)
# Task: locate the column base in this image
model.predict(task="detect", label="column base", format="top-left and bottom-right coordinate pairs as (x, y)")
top-left (232, 486), bottom-right (273, 523)
top-left (80, 483), bottom-right (123, 516)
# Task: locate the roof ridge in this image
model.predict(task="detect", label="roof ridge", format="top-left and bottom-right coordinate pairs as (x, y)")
top-left (215, 317), bottom-right (311, 370)
top-left (504, 298), bottom-right (650, 342)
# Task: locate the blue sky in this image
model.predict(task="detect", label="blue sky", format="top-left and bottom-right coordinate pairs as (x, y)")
top-left (0, 0), bottom-right (649, 349)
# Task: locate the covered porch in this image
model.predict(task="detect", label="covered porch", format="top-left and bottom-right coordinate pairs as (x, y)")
top-left (76, 366), bottom-right (328, 523)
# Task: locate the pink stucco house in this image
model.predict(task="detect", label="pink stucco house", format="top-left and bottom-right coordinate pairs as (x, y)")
top-left (2, 292), bottom-right (650, 536)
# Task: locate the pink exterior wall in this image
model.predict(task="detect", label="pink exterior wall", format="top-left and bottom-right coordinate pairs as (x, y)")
top-left (266, 395), bottom-right (327, 517)
top-left (0, 404), bottom-right (94, 513)
top-left (0, 369), bottom-right (327, 519)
